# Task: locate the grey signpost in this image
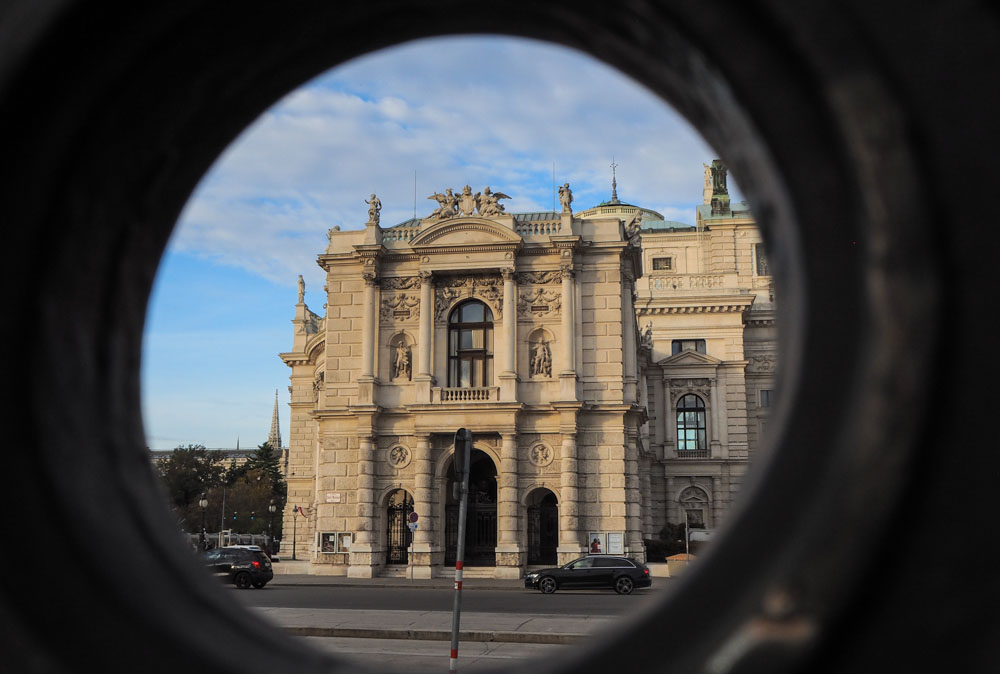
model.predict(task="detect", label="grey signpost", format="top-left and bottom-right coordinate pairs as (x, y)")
top-left (449, 428), bottom-right (472, 673)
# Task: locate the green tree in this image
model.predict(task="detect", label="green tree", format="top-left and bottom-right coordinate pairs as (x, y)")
top-left (221, 442), bottom-right (287, 538)
top-left (155, 444), bottom-right (224, 532)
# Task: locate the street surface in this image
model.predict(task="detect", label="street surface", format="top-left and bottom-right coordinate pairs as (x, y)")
top-left (227, 582), bottom-right (670, 673)
top-left (230, 582), bottom-right (667, 614)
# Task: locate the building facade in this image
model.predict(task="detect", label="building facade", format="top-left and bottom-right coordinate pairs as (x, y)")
top-left (279, 165), bottom-right (775, 577)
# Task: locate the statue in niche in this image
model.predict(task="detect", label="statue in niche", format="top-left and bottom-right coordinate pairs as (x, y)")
top-left (365, 193), bottom-right (381, 225)
top-left (530, 339), bottom-right (552, 377)
top-left (640, 321), bottom-right (653, 347)
top-left (625, 213), bottom-right (643, 246)
top-left (428, 188), bottom-right (459, 219)
top-left (393, 342), bottom-right (411, 380)
top-left (297, 274), bottom-right (305, 303)
top-left (478, 186), bottom-right (510, 216)
top-left (558, 182), bottom-right (573, 214)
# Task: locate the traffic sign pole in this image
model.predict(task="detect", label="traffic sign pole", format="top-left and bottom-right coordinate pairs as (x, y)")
top-left (449, 428), bottom-right (472, 673)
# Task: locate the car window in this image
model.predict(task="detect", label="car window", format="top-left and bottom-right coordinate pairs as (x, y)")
top-left (569, 558), bottom-right (594, 569)
top-left (204, 550), bottom-right (221, 562)
top-left (593, 558), bottom-right (617, 567)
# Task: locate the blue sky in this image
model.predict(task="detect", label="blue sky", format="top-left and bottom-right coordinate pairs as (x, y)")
top-left (141, 35), bottom-right (734, 450)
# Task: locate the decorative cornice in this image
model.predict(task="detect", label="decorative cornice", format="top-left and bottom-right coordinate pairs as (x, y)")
top-left (639, 304), bottom-right (750, 315)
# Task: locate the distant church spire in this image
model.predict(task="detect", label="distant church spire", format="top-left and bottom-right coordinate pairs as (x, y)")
top-left (268, 390), bottom-right (282, 449)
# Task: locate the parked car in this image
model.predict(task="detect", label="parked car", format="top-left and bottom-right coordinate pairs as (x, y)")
top-left (524, 555), bottom-right (651, 594)
top-left (203, 546), bottom-right (274, 589)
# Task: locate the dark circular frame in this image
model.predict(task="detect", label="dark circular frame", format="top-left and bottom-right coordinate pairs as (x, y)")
top-left (2, 2), bottom-right (997, 673)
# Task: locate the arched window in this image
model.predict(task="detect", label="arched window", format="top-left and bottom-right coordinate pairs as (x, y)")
top-left (676, 394), bottom-right (707, 454)
top-left (448, 300), bottom-right (494, 387)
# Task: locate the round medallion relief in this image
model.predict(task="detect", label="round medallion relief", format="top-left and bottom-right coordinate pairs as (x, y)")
top-left (528, 444), bottom-right (553, 467)
top-left (387, 445), bottom-right (411, 469)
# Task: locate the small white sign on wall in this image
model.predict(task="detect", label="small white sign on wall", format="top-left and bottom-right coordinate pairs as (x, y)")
top-left (326, 492), bottom-right (341, 503)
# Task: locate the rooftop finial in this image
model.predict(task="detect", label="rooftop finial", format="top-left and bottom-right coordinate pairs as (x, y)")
top-left (610, 157), bottom-right (620, 204)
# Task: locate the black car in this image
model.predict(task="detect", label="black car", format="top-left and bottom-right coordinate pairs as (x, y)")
top-left (524, 555), bottom-right (651, 594)
top-left (203, 547), bottom-right (274, 589)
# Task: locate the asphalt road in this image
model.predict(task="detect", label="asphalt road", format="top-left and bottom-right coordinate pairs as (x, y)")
top-left (230, 582), bottom-right (669, 615)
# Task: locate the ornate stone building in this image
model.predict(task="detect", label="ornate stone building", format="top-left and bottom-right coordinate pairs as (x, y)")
top-left (279, 164), bottom-right (774, 577)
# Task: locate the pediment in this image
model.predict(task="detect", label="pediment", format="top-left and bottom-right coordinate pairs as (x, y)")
top-left (657, 350), bottom-right (722, 367)
top-left (408, 218), bottom-right (522, 247)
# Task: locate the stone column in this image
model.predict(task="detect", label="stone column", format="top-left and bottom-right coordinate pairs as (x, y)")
top-left (411, 434), bottom-right (435, 578)
top-left (415, 272), bottom-right (434, 402)
top-left (625, 433), bottom-right (644, 556)
top-left (653, 375), bottom-right (665, 449)
top-left (495, 432), bottom-right (522, 578)
top-left (559, 268), bottom-right (577, 400)
top-left (557, 432), bottom-right (581, 563)
top-left (348, 433), bottom-right (377, 578)
top-left (622, 274), bottom-right (637, 403)
top-left (499, 269), bottom-right (518, 401)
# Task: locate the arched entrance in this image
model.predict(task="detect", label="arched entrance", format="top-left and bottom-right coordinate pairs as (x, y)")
top-left (527, 489), bottom-right (559, 565)
top-left (445, 449), bottom-right (497, 566)
top-left (385, 489), bottom-right (413, 565)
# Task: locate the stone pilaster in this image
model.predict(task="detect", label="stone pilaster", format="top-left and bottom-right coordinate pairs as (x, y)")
top-left (622, 273), bottom-right (637, 403)
top-left (557, 431), bottom-right (582, 562)
top-left (348, 433), bottom-right (377, 578)
top-left (358, 272), bottom-right (379, 404)
top-left (498, 269), bottom-right (519, 401)
top-left (411, 434), bottom-right (436, 578)
top-left (559, 267), bottom-right (577, 400)
top-left (415, 271), bottom-right (434, 402)
top-left (495, 432), bottom-right (523, 578)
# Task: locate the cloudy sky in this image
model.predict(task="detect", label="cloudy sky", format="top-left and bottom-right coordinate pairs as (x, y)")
top-left (141, 35), bottom-right (734, 450)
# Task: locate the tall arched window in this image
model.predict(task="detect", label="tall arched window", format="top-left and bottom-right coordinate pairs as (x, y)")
top-left (676, 394), bottom-right (707, 454)
top-left (448, 300), bottom-right (494, 387)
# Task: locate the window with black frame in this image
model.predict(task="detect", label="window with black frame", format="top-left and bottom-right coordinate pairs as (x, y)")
top-left (677, 394), bottom-right (708, 455)
top-left (448, 300), bottom-right (494, 387)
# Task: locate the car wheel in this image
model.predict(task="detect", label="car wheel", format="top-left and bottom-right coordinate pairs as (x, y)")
top-left (614, 576), bottom-right (634, 595)
top-left (539, 577), bottom-right (557, 594)
top-left (251, 581), bottom-right (267, 589)
top-left (234, 572), bottom-right (252, 590)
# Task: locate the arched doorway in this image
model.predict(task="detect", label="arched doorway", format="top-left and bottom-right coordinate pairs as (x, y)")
top-left (445, 449), bottom-right (497, 566)
top-left (385, 489), bottom-right (413, 565)
top-left (527, 489), bottom-right (559, 565)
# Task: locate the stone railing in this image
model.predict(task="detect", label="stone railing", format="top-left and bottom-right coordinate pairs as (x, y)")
top-left (434, 386), bottom-right (498, 402)
top-left (674, 448), bottom-right (711, 459)
top-left (647, 274), bottom-right (734, 292)
top-left (384, 226), bottom-right (420, 242)
top-left (515, 221), bottom-right (562, 237)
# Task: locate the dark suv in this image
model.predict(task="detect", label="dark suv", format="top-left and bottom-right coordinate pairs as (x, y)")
top-left (203, 547), bottom-right (274, 589)
top-left (524, 555), bottom-right (651, 594)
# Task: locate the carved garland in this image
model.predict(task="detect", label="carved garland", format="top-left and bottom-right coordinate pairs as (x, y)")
top-left (380, 293), bottom-right (420, 321)
top-left (433, 275), bottom-right (504, 320)
top-left (669, 378), bottom-right (712, 403)
top-left (518, 287), bottom-right (561, 318)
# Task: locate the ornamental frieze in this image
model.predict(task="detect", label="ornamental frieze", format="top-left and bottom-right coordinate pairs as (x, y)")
top-left (516, 270), bottom-right (561, 285)
top-left (747, 354), bottom-right (777, 373)
top-left (668, 378), bottom-right (712, 402)
top-left (518, 287), bottom-right (561, 318)
top-left (380, 276), bottom-right (421, 291)
top-left (380, 293), bottom-right (420, 321)
top-left (433, 274), bottom-right (504, 320)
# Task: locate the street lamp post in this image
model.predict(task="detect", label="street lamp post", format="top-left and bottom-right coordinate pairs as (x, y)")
top-left (198, 493), bottom-right (208, 551)
top-left (268, 499), bottom-right (276, 556)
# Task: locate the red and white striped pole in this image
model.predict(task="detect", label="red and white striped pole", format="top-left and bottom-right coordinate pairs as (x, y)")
top-left (449, 428), bottom-right (472, 673)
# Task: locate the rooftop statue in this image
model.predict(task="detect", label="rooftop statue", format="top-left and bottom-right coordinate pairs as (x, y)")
top-left (365, 193), bottom-right (381, 225)
top-left (478, 186), bottom-right (510, 216)
top-left (428, 188), bottom-right (459, 219)
top-left (558, 182), bottom-right (573, 214)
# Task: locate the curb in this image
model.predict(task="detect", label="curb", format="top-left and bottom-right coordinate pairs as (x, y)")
top-left (283, 626), bottom-right (583, 645)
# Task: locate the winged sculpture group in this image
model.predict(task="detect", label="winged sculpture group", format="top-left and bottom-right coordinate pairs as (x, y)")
top-left (428, 185), bottom-right (511, 219)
